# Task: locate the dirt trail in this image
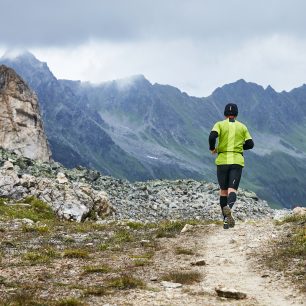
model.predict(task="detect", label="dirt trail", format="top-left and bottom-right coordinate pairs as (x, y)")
top-left (114, 221), bottom-right (305, 306)
top-left (202, 221), bottom-right (304, 306)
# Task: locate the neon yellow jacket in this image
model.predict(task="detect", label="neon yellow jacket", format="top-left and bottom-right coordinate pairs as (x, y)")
top-left (211, 118), bottom-right (252, 166)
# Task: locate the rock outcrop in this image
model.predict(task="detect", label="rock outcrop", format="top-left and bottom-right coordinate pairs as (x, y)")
top-left (0, 159), bottom-right (112, 222)
top-left (0, 65), bottom-right (51, 162)
top-left (0, 148), bottom-right (277, 222)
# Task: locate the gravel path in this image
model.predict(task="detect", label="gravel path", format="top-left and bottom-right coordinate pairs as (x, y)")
top-left (201, 221), bottom-right (304, 306)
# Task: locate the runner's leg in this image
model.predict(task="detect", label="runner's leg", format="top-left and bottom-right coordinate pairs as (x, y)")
top-left (227, 165), bottom-right (243, 208)
top-left (217, 165), bottom-right (230, 220)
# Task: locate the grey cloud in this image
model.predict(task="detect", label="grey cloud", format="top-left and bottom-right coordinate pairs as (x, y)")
top-left (1, 0), bottom-right (306, 47)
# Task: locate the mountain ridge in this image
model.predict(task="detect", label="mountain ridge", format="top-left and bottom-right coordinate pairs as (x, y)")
top-left (1, 51), bottom-right (306, 208)
top-left (0, 53), bottom-right (152, 181)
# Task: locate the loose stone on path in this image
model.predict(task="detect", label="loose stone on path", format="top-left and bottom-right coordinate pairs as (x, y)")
top-left (215, 287), bottom-right (247, 300)
top-left (161, 281), bottom-right (183, 289)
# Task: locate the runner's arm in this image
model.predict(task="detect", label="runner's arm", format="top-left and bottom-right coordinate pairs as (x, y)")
top-left (243, 139), bottom-right (254, 150)
top-left (243, 126), bottom-right (254, 150)
top-left (209, 131), bottom-right (218, 150)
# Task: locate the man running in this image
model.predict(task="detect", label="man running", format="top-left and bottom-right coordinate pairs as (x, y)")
top-left (209, 103), bottom-right (254, 229)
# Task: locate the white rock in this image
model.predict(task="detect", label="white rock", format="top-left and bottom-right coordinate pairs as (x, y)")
top-left (2, 161), bottom-right (14, 170)
top-left (56, 172), bottom-right (69, 184)
top-left (161, 281), bottom-right (182, 289)
top-left (273, 209), bottom-right (292, 220)
top-left (293, 206), bottom-right (306, 216)
top-left (181, 224), bottom-right (194, 233)
top-left (21, 218), bottom-right (35, 225)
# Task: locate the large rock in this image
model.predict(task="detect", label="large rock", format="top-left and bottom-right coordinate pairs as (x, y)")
top-left (215, 287), bottom-right (247, 299)
top-left (0, 163), bottom-right (113, 222)
top-left (293, 206), bottom-right (306, 216)
top-left (0, 65), bottom-right (51, 162)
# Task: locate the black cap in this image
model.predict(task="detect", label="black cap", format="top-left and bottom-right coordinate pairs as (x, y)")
top-left (224, 103), bottom-right (238, 116)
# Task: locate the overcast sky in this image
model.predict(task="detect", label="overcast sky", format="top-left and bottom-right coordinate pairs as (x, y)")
top-left (1, 0), bottom-right (306, 96)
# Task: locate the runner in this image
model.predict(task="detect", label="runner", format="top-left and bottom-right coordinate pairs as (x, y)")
top-left (209, 103), bottom-right (254, 229)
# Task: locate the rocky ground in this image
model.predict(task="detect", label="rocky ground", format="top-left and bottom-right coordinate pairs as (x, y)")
top-left (0, 206), bottom-right (305, 305)
top-left (0, 148), bottom-right (280, 223)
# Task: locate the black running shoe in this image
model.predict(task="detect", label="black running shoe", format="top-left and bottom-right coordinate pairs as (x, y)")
top-left (223, 206), bottom-right (235, 228)
top-left (223, 218), bottom-right (229, 229)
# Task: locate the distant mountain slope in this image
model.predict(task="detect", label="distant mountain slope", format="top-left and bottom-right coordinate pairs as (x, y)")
top-left (70, 75), bottom-right (306, 208)
top-left (0, 52), bottom-right (151, 180)
top-left (1, 52), bottom-right (306, 208)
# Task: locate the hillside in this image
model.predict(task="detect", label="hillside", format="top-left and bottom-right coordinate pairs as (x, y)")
top-left (1, 52), bottom-right (306, 208)
top-left (0, 54), bottom-right (150, 181)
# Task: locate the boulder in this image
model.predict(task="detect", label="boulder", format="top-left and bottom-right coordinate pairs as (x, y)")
top-left (293, 206), bottom-right (306, 216)
top-left (215, 287), bottom-right (247, 299)
top-left (190, 259), bottom-right (206, 266)
top-left (0, 163), bottom-right (113, 222)
top-left (56, 172), bottom-right (69, 184)
top-left (181, 224), bottom-right (194, 233)
top-left (2, 161), bottom-right (14, 170)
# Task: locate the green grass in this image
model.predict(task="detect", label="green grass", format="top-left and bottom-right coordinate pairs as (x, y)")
top-left (83, 264), bottom-right (112, 274)
top-left (56, 298), bottom-right (85, 306)
top-left (133, 259), bottom-right (151, 266)
top-left (126, 221), bottom-right (146, 229)
top-left (67, 222), bottom-right (107, 233)
top-left (175, 247), bottom-right (195, 255)
top-left (22, 224), bottom-right (50, 234)
top-left (0, 290), bottom-right (45, 306)
top-left (162, 271), bottom-right (202, 284)
top-left (278, 213), bottom-right (306, 224)
top-left (84, 285), bottom-right (109, 296)
top-left (155, 220), bottom-right (186, 238)
top-left (99, 243), bottom-right (110, 251)
top-left (63, 249), bottom-right (90, 259)
top-left (0, 198), bottom-right (8, 205)
top-left (22, 247), bottom-right (60, 264)
top-left (113, 229), bottom-right (133, 243)
top-left (129, 252), bottom-right (154, 260)
top-left (0, 276), bottom-right (17, 288)
top-left (96, 228), bottom-right (135, 251)
top-left (0, 196), bottom-right (55, 222)
top-left (107, 275), bottom-right (145, 290)
top-left (262, 214), bottom-right (306, 292)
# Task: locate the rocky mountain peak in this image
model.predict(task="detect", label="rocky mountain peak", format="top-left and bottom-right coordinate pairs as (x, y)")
top-left (265, 84), bottom-right (277, 94)
top-left (0, 65), bottom-right (32, 97)
top-left (112, 74), bottom-right (152, 91)
top-left (0, 65), bottom-right (51, 162)
top-left (2, 50), bottom-right (44, 68)
top-left (0, 51), bottom-right (56, 88)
